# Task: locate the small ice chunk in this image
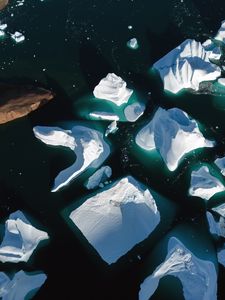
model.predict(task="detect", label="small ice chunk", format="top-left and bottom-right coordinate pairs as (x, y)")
top-left (189, 166), bottom-right (225, 200)
top-left (105, 120), bottom-right (118, 137)
top-left (33, 125), bottom-right (110, 192)
top-left (85, 166), bottom-right (112, 190)
top-left (217, 78), bottom-right (225, 87)
top-left (127, 38), bottom-right (139, 50)
top-left (0, 271), bottom-right (47, 300)
top-left (124, 102), bottom-right (145, 122)
top-left (206, 211), bottom-right (225, 238)
top-left (135, 107), bottom-right (214, 171)
top-left (215, 156), bottom-right (225, 175)
top-left (153, 39), bottom-right (221, 94)
top-left (89, 111), bottom-right (119, 121)
top-left (93, 73), bottom-right (133, 106)
top-left (214, 20), bottom-right (225, 43)
top-left (128, 25), bottom-right (133, 30)
top-left (0, 30), bottom-right (5, 37)
top-left (0, 210), bottom-right (49, 263)
top-left (11, 31), bottom-right (25, 43)
top-left (139, 237), bottom-right (217, 300)
top-left (0, 24), bottom-right (7, 31)
top-left (70, 176), bottom-right (160, 264)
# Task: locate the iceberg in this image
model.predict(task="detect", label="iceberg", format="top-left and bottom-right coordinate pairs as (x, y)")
top-left (89, 111), bottom-right (119, 121)
top-left (135, 107), bottom-right (214, 171)
top-left (11, 31), bottom-right (25, 43)
top-left (153, 39), bottom-right (221, 94)
top-left (127, 38), bottom-right (139, 50)
top-left (215, 156), bottom-right (225, 175)
top-left (0, 270), bottom-right (47, 300)
top-left (206, 211), bottom-right (225, 238)
top-left (93, 73), bottom-right (133, 106)
top-left (0, 210), bottom-right (49, 263)
top-left (214, 20), bottom-right (225, 43)
top-left (139, 237), bottom-right (217, 300)
top-left (33, 125), bottom-right (110, 192)
top-left (189, 165), bottom-right (225, 200)
top-left (70, 176), bottom-right (160, 264)
top-left (84, 166), bottom-right (112, 190)
top-left (124, 102), bottom-right (145, 122)
top-left (105, 120), bottom-right (118, 137)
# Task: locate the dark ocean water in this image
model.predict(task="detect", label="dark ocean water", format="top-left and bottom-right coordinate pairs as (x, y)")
top-left (1, 0), bottom-right (225, 299)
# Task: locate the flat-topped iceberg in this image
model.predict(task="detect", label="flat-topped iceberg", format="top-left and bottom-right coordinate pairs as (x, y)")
top-left (70, 176), bottom-right (160, 264)
top-left (0, 270), bottom-right (47, 300)
top-left (153, 39), bottom-right (221, 94)
top-left (139, 237), bottom-right (217, 300)
top-left (93, 73), bottom-right (133, 106)
top-left (215, 20), bottom-right (225, 43)
top-left (0, 210), bottom-right (49, 263)
top-left (84, 166), bottom-right (112, 190)
top-left (189, 165), bottom-right (225, 200)
top-left (215, 156), bottom-right (225, 176)
top-left (33, 125), bottom-right (110, 192)
top-left (135, 107), bottom-right (214, 171)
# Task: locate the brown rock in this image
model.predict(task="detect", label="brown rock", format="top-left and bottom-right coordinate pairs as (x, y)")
top-left (0, 0), bottom-right (8, 11)
top-left (0, 84), bottom-right (54, 124)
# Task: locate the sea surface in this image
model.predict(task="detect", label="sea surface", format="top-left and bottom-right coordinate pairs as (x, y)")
top-left (1, 0), bottom-right (225, 299)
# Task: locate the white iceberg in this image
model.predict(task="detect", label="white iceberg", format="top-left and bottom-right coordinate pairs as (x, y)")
top-left (11, 31), bottom-right (25, 43)
top-left (70, 176), bottom-right (160, 264)
top-left (0, 24), bottom-right (7, 31)
top-left (218, 78), bottom-right (225, 87)
top-left (0, 270), bottom-right (47, 300)
top-left (124, 102), bottom-right (145, 122)
top-left (0, 210), bottom-right (49, 263)
top-left (139, 237), bottom-right (217, 300)
top-left (215, 20), bottom-right (225, 43)
top-left (127, 38), bottom-right (139, 50)
top-left (89, 111), bottom-right (119, 121)
top-left (215, 156), bottom-right (225, 175)
top-left (206, 211), bottom-right (225, 238)
top-left (153, 39), bottom-right (221, 94)
top-left (135, 107), bottom-right (214, 171)
top-left (189, 166), bottom-right (225, 200)
top-left (84, 166), bottom-right (112, 190)
top-left (93, 73), bottom-right (133, 106)
top-left (105, 120), bottom-right (118, 137)
top-left (33, 125), bottom-right (110, 192)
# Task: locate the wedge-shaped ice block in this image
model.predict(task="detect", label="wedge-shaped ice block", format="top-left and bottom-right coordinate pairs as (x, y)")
top-left (153, 39), bottom-right (221, 94)
top-left (189, 165), bottom-right (225, 200)
top-left (0, 210), bottom-right (49, 263)
top-left (70, 176), bottom-right (160, 264)
top-left (135, 107), bottom-right (214, 171)
top-left (33, 125), bottom-right (110, 192)
top-left (139, 237), bottom-right (217, 300)
top-left (0, 270), bottom-right (47, 300)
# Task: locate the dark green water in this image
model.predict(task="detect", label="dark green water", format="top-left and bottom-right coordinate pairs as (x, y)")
top-left (0, 0), bottom-right (225, 299)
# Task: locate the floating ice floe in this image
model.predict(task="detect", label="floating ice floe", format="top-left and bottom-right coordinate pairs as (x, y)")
top-left (105, 120), bottom-right (118, 137)
top-left (0, 270), bottom-right (47, 300)
top-left (84, 166), bottom-right (112, 190)
top-left (70, 176), bottom-right (160, 264)
top-left (93, 73), bottom-right (133, 106)
top-left (217, 78), bottom-right (225, 87)
top-left (215, 156), bottom-right (225, 176)
top-left (135, 107), bottom-right (214, 171)
top-left (11, 31), bottom-right (25, 43)
top-left (33, 125), bottom-right (110, 192)
top-left (139, 237), bottom-right (217, 300)
top-left (214, 20), bottom-right (225, 43)
top-left (153, 39), bottom-right (221, 94)
top-left (124, 102), bottom-right (145, 122)
top-left (0, 210), bottom-right (49, 263)
top-left (127, 38), bottom-right (139, 50)
top-left (189, 166), bottom-right (225, 200)
top-left (89, 111), bottom-right (119, 121)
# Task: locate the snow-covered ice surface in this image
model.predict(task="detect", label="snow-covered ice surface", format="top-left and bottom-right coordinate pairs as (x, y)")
top-left (0, 210), bottom-right (49, 263)
top-left (189, 165), bottom-right (225, 200)
top-left (70, 176), bottom-right (160, 264)
top-left (84, 166), bottom-right (112, 190)
top-left (153, 39), bottom-right (221, 94)
top-left (33, 125), bottom-right (110, 192)
top-left (135, 107), bottom-right (214, 171)
top-left (124, 102), bottom-right (145, 122)
top-left (139, 237), bottom-right (217, 300)
top-left (0, 270), bottom-right (47, 300)
top-left (93, 73), bottom-right (133, 106)
top-left (215, 156), bottom-right (225, 176)
top-left (215, 20), bottom-right (225, 43)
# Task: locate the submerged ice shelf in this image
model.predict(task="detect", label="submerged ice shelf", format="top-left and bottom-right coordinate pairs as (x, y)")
top-left (33, 125), bottom-right (110, 192)
top-left (135, 107), bottom-right (214, 171)
top-left (0, 210), bottom-right (49, 263)
top-left (139, 237), bottom-right (217, 300)
top-left (70, 176), bottom-right (160, 264)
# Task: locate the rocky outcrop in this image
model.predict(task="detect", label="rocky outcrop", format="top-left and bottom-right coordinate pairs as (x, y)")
top-left (0, 83), bottom-right (54, 124)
